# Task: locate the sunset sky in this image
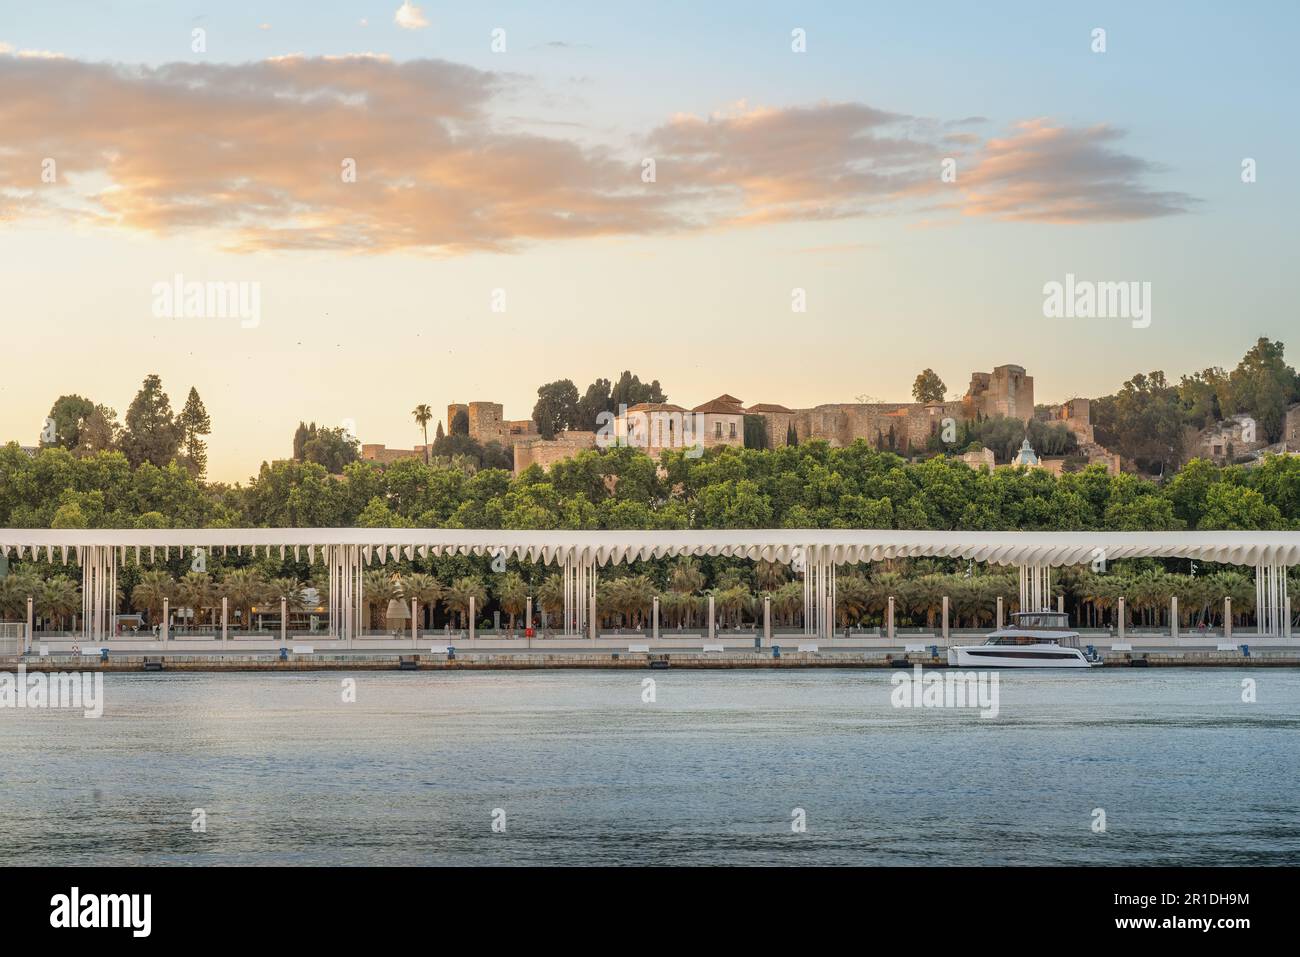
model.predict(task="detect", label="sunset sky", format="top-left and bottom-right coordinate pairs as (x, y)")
top-left (2, 1), bottom-right (1296, 483)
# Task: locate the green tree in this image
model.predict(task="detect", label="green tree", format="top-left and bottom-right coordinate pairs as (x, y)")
top-left (301, 425), bottom-right (360, 474)
top-left (37, 576), bottom-right (80, 632)
top-left (43, 395), bottom-right (96, 449)
top-left (220, 567), bottom-right (268, 632)
top-left (120, 375), bottom-right (183, 469)
top-left (412, 404), bottom-right (433, 463)
top-left (531, 380), bottom-right (580, 440)
top-left (178, 387), bottom-right (212, 478)
top-left (911, 369), bottom-right (947, 403)
top-left (131, 568), bottom-right (175, 625)
top-left (495, 571), bottom-right (529, 632)
top-left (443, 576), bottom-right (487, 630)
top-left (1225, 337), bottom-right (1299, 442)
top-left (74, 405), bottom-right (120, 456)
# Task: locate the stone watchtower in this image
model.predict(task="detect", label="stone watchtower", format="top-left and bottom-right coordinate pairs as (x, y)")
top-left (965, 364), bottom-right (1034, 423)
top-left (467, 402), bottom-right (508, 445)
top-left (446, 403), bottom-right (469, 435)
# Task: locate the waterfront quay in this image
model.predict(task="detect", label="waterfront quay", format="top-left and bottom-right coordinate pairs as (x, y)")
top-left (7, 641), bottom-right (1299, 672)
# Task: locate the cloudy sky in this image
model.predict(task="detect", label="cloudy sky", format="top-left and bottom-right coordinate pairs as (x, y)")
top-left (1, 1), bottom-right (1296, 482)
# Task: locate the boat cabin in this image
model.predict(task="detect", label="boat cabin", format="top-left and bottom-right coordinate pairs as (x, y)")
top-left (1007, 611), bottom-right (1070, 630)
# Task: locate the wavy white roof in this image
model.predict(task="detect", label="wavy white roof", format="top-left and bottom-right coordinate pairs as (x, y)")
top-left (1, 529), bottom-right (1297, 568)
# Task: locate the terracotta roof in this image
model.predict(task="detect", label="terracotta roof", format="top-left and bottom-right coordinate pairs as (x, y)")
top-left (692, 394), bottom-right (745, 414)
top-left (625, 402), bottom-right (688, 414)
top-left (746, 403), bottom-right (793, 413)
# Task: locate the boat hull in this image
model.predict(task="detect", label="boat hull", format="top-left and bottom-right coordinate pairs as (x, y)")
top-left (947, 646), bottom-right (1094, 668)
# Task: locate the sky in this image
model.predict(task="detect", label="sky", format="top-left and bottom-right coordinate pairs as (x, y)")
top-left (1, 1), bottom-right (1297, 483)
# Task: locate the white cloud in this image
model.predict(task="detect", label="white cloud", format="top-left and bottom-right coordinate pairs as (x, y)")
top-left (394, 2), bottom-right (429, 30)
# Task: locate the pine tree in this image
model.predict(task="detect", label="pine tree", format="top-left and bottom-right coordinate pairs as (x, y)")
top-left (178, 387), bottom-right (212, 478)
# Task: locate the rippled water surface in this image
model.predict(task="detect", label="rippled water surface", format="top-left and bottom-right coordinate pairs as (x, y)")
top-left (2, 668), bottom-right (1297, 865)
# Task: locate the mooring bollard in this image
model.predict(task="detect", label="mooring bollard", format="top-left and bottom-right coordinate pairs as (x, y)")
top-left (278, 647), bottom-right (288, 661)
top-left (772, 645), bottom-right (781, 659)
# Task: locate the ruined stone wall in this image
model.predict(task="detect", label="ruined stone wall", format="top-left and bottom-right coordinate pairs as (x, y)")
top-left (1285, 404), bottom-right (1300, 453)
top-left (513, 431), bottom-right (597, 475)
top-left (785, 400), bottom-right (963, 452)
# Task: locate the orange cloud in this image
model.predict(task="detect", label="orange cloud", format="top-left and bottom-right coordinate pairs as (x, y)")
top-left (0, 54), bottom-right (1195, 253)
top-left (948, 118), bottom-right (1197, 222)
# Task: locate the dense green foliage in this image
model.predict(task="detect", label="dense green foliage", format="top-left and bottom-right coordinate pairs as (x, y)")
top-left (4, 438), bottom-right (1297, 533)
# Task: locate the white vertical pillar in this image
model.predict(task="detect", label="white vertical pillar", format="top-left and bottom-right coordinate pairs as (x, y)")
top-left (281, 597), bottom-right (288, 644)
top-left (525, 596), bottom-right (532, 635)
top-left (1224, 596), bottom-right (1232, 641)
top-left (1118, 597), bottom-right (1126, 640)
top-left (469, 596), bottom-right (476, 641)
top-left (26, 596), bottom-right (34, 653)
top-left (708, 595), bottom-right (716, 641)
top-left (412, 598), bottom-right (419, 646)
top-left (1057, 594), bottom-right (1065, 616)
top-left (996, 596), bottom-right (1004, 629)
top-left (589, 594), bottom-right (597, 641)
top-left (653, 596), bottom-right (660, 640)
top-left (941, 595), bottom-right (949, 642)
top-left (1170, 596), bottom-right (1179, 640)
top-left (886, 596), bottom-right (895, 642)
top-left (763, 595), bottom-right (771, 645)
top-left (162, 598), bottom-right (169, 642)
top-left (221, 596), bottom-right (229, 647)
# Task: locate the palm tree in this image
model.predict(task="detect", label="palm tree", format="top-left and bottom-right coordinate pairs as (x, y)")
top-left (668, 559), bottom-right (705, 627)
top-left (268, 576), bottom-right (308, 631)
top-left (361, 569), bottom-right (400, 630)
top-left (669, 558), bottom-right (706, 595)
top-left (866, 571), bottom-right (903, 626)
top-left (131, 569), bottom-right (174, 627)
top-left (909, 573), bottom-right (947, 629)
top-left (220, 567), bottom-right (268, 632)
top-left (37, 576), bottom-right (80, 632)
top-left (835, 574), bottom-right (872, 631)
top-left (712, 584), bottom-right (752, 629)
top-left (659, 590), bottom-right (691, 629)
top-left (625, 575), bottom-right (656, 628)
top-left (175, 570), bottom-right (214, 633)
top-left (754, 560), bottom-right (787, 592)
top-left (402, 572), bottom-right (443, 629)
top-left (537, 574), bottom-right (564, 630)
top-left (412, 403), bottom-right (433, 464)
top-left (772, 580), bottom-right (803, 628)
top-left (495, 572), bottom-right (528, 633)
top-left (443, 576), bottom-right (487, 631)
top-left (0, 570), bottom-right (41, 620)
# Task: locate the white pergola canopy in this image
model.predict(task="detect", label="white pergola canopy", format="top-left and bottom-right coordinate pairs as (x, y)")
top-left (1, 529), bottom-right (1298, 569)
top-left (4, 529), bottom-right (1295, 641)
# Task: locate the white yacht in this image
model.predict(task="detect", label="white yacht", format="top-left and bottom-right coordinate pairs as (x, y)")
top-left (947, 611), bottom-right (1100, 668)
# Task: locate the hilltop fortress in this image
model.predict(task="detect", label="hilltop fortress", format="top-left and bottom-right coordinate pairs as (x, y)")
top-left (363, 364), bottom-right (1120, 475)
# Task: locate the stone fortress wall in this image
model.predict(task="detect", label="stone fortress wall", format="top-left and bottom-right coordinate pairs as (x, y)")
top-left (367, 364), bottom-right (1131, 475)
